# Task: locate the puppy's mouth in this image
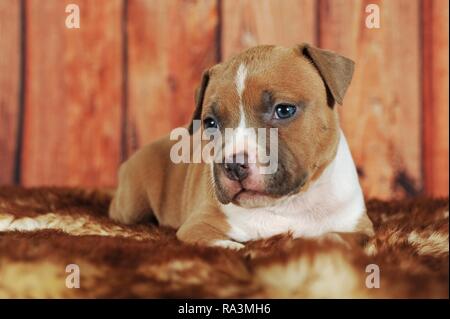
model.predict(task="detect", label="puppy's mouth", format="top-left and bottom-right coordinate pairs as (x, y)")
top-left (232, 188), bottom-right (274, 200)
top-left (230, 185), bottom-right (281, 207)
top-left (213, 164), bottom-right (308, 207)
top-left (225, 174), bottom-right (309, 208)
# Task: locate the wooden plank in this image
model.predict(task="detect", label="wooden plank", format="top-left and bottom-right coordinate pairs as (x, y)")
top-left (319, 0), bottom-right (422, 199)
top-left (422, 0), bottom-right (449, 197)
top-left (221, 0), bottom-right (317, 60)
top-left (126, 0), bottom-right (218, 154)
top-left (0, 1), bottom-right (21, 184)
top-left (21, 0), bottom-right (123, 187)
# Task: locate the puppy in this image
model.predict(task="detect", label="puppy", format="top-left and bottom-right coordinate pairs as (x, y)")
top-left (109, 44), bottom-right (374, 249)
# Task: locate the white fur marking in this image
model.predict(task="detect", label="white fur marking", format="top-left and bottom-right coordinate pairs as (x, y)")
top-left (235, 63), bottom-right (248, 127)
top-left (220, 131), bottom-right (367, 242)
top-left (224, 64), bottom-right (253, 160)
top-left (211, 239), bottom-right (245, 250)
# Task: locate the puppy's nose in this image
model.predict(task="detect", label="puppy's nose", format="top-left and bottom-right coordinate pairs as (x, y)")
top-left (223, 162), bottom-right (249, 181)
top-left (223, 153), bottom-right (249, 181)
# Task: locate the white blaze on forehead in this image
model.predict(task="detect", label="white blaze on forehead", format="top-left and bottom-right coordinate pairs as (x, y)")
top-left (235, 63), bottom-right (247, 100)
top-left (224, 63), bottom-right (259, 163)
top-left (235, 63), bottom-right (248, 127)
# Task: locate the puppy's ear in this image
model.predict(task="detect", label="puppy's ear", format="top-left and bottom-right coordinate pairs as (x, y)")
top-left (188, 69), bottom-right (210, 134)
top-left (299, 43), bottom-right (355, 106)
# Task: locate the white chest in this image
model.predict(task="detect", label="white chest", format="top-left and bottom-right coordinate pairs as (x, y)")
top-left (220, 131), bottom-right (366, 242)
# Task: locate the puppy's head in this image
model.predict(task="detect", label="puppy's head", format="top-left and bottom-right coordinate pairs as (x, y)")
top-left (190, 44), bottom-right (354, 208)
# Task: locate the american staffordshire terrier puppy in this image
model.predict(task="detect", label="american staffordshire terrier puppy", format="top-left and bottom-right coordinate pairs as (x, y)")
top-left (109, 43), bottom-right (374, 249)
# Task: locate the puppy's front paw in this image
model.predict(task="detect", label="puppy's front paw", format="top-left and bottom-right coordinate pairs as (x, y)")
top-left (211, 239), bottom-right (245, 250)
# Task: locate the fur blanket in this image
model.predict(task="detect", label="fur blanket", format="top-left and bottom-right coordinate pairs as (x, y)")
top-left (0, 187), bottom-right (448, 298)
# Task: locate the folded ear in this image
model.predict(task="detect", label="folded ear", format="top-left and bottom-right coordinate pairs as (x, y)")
top-left (188, 69), bottom-right (210, 134)
top-left (299, 43), bottom-right (355, 106)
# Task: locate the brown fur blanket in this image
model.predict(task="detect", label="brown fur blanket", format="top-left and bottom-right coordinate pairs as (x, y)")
top-left (0, 187), bottom-right (448, 298)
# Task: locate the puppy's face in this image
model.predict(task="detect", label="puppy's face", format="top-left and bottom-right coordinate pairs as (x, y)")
top-left (192, 45), bottom-right (354, 208)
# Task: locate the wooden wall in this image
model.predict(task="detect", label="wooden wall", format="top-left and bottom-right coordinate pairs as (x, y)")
top-left (0, 0), bottom-right (448, 198)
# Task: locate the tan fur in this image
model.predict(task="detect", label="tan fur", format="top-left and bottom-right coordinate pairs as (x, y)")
top-left (109, 135), bottom-right (232, 244)
top-left (110, 44), bottom-right (372, 245)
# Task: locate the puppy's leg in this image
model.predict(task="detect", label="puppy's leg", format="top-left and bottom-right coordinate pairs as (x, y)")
top-left (176, 210), bottom-right (244, 250)
top-left (109, 164), bottom-right (151, 225)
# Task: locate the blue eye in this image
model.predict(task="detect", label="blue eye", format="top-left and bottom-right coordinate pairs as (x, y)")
top-left (203, 117), bottom-right (218, 130)
top-left (275, 104), bottom-right (297, 119)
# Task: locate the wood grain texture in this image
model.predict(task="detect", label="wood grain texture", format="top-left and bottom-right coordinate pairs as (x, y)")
top-left (126, 0), bottom-right (218, 154)
top-left (319, 0), bottom-right (422, 199)
top-left (0, 1), bottom-right (21, 184)
top-left (423, 0), bottom-right (449, 197)
top-left (221, 0), bottom-right (317, 60)
top-left (21, 0), bottom-right (123, 187)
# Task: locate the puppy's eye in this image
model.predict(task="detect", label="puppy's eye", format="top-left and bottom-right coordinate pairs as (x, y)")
top-left (274, 104), bottom-right (297, 119)
top-left (203, 117), bottom-right (218, 130)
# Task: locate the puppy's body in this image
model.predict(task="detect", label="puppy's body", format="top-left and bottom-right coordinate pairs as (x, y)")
top-left (110, 44), bottom-right (373, 248)
top-left (109, 135), bottom-right (233, 244)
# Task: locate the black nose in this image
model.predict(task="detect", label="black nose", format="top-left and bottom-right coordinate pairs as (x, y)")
top-left (223, 162), bottom-right (249, 181)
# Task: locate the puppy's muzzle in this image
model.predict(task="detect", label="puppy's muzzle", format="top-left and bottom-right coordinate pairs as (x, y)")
top-left (222, 153), bottom-right (249, 181)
